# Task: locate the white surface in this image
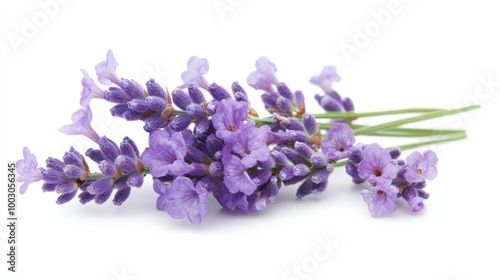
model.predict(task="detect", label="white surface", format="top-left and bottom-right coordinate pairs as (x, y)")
top-left (1, 1), bottom-right (499, 280)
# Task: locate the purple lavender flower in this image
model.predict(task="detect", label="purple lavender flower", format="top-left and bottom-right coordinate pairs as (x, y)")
top-left (104, 78), bottom-right (170, 132)
top-left (309, 65), bottom-right (341, 92)
top-left (360, 185), bottom-right (398, 217)
top-left (95, 49), bottom-right (120, 86)
top-left (82, 136), bottom-right (144, 205)
top-left (223, 125), bottom-right (270, 168)
top-left (213, 186), bottom-right (250, 212)
top-left (141, 130), bottom-right (190, 177)
top-left (358, 143), bottom-right (398, 187)
top-left (408, 196), bottom-right (425, 212)
top-left (41, 147), bottom-right (88, 204)
top-left (404, 150), bottom-right (438, 183)
top-left (79, 69), bottom-right (105, 107)
top-left (180, 56), bottom-right (210, 90)
top-left (321, 123), bottom-right (355, 161)
top-left (162, 176), bottom-right (208, 224)
top-left (222, 155), bottom-right (257, 195)
top-left (58, 106), bottom-right (100, 144)
top-left (310, 65), bottom-right (354, 112)
top-left (247, 57), bottom-right (279, 93)
top-left (153, 178), bottom-right (171, 211)
top-left (212, 99), bottom-right (249, 140)
top-left (16, 147), bottom-right (44, 194)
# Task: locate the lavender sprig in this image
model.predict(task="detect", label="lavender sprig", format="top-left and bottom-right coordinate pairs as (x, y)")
top-left (16, 50), bottom-right (479, 224)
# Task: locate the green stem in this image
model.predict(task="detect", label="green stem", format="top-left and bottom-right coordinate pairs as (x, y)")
top-left (320, 123), bottom-right (466, 137)
top-left (347, 124), bottom-right (465, 137)
top-left (353, 105), bottom-right (479, 135)
top-left (312, 108), bottom-right (443, 119)
top-left (388, 131), bottom-right (467, 151)
top-left (173, 110), bottom-right (190, 116)
top-left (87, 173), bottom-right (105, 180)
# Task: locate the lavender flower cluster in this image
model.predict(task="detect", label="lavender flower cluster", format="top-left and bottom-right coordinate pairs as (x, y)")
top-left (16, 50), bottom-right (438, 224)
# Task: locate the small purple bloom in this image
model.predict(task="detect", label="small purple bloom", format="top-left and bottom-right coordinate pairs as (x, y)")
top-left (58, 106), bottom-right (100, 144)
top-left (343, 97), bottom-right (355, 112)
top-left (164, 176), bottom-right (208, 224)
top-left (319, 95), bottom-right (343, 112)
top-left (113, 187), bottom-right (131, 206)
top-left (212, 99), bottom-right (249, 140)
top-left (180, 56), bottom-right (210, 90)
top-left (404, 150), bottom-right (438, 183)
top-left (360, 185), bottom-right (398, 217)
top-left (224, 125), bottom-right (270, 168)
top-left (321, 123), bottom-right (355, 161)
top-left (222, 155), bottom-right (257, 195)
top-left (16, 147), bottom-right (44, 194)
top-left (153, 178), bottom-right (171, 210)
top-left (247, 57), bottom-right (279, 93)
top-left (79, 69), bottom-right (105, 107)
top-left (172, 88), bottom-right (193, 110)
top-left (213, 186), bottom-right (250, 212)
top-left (302, 113), bottom-right (319, 135)
top-left (358, 143), bottom-right (398, 187)
top-left (408, 196), bottom-right (425, 212)
top-left (208, 83), bottom-right (232, 101)
top-left (309, 65), bottom-right (341, 92)
top-left (141, 130), bottom-right (190, 177)
top-left (95, 49), bottom-right (120, 86)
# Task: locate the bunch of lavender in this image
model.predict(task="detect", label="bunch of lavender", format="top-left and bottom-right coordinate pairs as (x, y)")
top-left (16, 50), bottom-right (478, 224)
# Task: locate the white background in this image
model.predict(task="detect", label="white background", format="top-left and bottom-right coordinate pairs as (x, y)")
top-left (1, 1), bottom-right (500, 279)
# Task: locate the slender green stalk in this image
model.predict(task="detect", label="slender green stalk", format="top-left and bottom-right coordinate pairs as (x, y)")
top-left (353, 105), bottom-right (479, 135)
top-left (320, 123), bottom-right (466, 137)
top-left (312, 108), bottom-right (443, 119)
top-left (387, 131), bottom-right (467, 151)
top-left (251, 108), bottom-right (444, 124)
top-left (350, 125), bottom-right (465, 137)
top-left (87, 173), bottom-right (105, 180)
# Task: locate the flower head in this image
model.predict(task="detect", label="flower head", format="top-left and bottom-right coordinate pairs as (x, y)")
top-left (162, 176), bottom-right (208, 224)
top-left (180, 56), bottom-right (210, 90)
top-left (247, 57), bottom-right (279, 93)
top-left (40, 147), bottom-right (88, 204)
top-left (16, 147), bottom-right (44, 194)
top-left (213, 185), bottom-right (250, 212)
top-left (408, 196), bottom-right (425, 212)
top-left (310, 65), bottom-right (341, 92)
top-left (222, 155), bottom-right (257, 195)
top-left (223, 124), bottom-right (270, 168)
top-left (404, 150), bottom-right (438, 183)
top-left (321, 122), bottom-right (355, 161)
top-left (212, 99), bottom-right (249, 141)
top-left (80, 69), bottom-right (105, 107)
top-left (58, 106), bottom-right (100, 143)
top-left (358, 143), bottom-right (398, 187)
top-left (95, 49), bottom-right (120, 86)
top-left (360, 185), bottom-right (398, 217)
top-left (140, 130), bottom-right (190, 177)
